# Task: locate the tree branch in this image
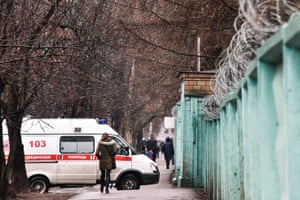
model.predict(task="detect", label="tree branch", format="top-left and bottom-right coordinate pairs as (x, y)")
top-left (119, 20), bottom-right (217, 59)
top-left (220, 0), bottom-right (238, 12)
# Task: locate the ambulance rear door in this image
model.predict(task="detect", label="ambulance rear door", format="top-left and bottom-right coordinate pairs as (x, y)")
top-left (19, 134), bottom-right (59, 184)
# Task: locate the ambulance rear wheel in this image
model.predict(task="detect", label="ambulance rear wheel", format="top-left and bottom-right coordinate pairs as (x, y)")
top-left (118, 174), bottom-right (140, 190)
top-left (30, 176), bottom-right (49, 193)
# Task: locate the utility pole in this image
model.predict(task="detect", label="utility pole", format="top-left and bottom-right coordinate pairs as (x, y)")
top-left (197, 36), bottom-right (201, 71)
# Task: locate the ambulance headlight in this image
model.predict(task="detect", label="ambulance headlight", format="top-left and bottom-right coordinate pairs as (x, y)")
top-left (150, 163), bottom-right (159, 173)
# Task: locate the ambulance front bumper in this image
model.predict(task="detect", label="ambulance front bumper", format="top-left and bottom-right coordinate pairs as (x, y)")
top-left (141, 168), bottom-right (160, 185)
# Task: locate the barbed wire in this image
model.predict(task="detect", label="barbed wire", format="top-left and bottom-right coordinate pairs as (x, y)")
top-left (202, 0), bottom-right (300, 119)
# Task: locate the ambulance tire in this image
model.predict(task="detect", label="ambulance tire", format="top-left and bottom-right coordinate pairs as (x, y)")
top-left (30, 176), bottom-right (49, 193)
top-left (118, 174), bottom-right (140, 190)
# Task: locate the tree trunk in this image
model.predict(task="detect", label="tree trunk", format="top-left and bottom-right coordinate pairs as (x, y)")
top-left (0, 120), bottom-right (8, 200)
top-left (0, 79), bottom-right (7, 200)
top-left (6, 84), bottom-right (29, 195)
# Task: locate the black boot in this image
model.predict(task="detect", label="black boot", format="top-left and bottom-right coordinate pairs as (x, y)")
top-left (100, 184), bottom-right (104, 193)
top-left (105, 175), bottom-right (110, 193)
top-left (100, 177), bottom-right (105, 193)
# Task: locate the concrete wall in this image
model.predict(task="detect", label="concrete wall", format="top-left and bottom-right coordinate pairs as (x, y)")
top-left (174, 12), bottom-right (300, 200)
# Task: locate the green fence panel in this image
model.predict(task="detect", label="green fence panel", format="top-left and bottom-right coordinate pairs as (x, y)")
top-left (175, 102), bottom-right (183, 186)
top-left (257, 60), bottom-right (280, 200)
top-left (174, 95), bottom-right (204, 187)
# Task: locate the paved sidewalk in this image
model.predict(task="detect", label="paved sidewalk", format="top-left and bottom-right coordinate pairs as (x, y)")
top-left (67, 158), bottom-right (208, 200)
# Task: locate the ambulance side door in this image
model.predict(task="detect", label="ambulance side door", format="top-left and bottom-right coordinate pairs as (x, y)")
top-left (56, 136), bottom-right (97, 184)
top-left (110, 136), bottom-right (133, 180)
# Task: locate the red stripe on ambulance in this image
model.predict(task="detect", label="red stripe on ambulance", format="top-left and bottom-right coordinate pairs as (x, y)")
top-left (13, 154), bottom-right (131, 162)
top-left (61, 154), bottom-right (93, 160)
top-left (24, 154), bottom-right (94, 161)
top-left (25, 154), bottom-right (58, 161)
top-left (115, 155), bottom-right (132, 161)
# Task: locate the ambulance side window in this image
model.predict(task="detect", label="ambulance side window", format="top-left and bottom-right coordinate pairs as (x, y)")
top-left (60, 136), bottom-right (94, 153)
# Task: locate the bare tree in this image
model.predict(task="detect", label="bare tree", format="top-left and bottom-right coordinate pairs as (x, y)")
top-left (0, 1), bottom-right (238, 198)
top-left (105, 0), bottom-right (238, 145)
top-left (0, 0), bottom-right (68, 198)
top-left (26, 0), bottom-right (238, 146)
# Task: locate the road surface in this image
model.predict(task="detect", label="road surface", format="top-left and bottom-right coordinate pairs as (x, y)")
top-left (50, 157), bottom-right (208, 200)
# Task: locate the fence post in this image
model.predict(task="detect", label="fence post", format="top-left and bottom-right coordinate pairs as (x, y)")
top-left (175, 71), bottom-right (215, 187)
top-left (283, 12), bottom-right (300, 200)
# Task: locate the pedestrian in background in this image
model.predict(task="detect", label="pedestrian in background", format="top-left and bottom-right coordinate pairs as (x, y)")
top-left (96, 133), bottom-right (117, 194)
top-left (146, 148), bottom-right (153, 160)
top-left (147, 134), bottom-right (159, 162)
top-left (141, 138), bottom-right (147, 154)
top-left (161, 137), bottom-right (174, 169)
top-left (159, 141), bottom-right (165, 160)
top-left (170, 137), bottom-right (175, 165)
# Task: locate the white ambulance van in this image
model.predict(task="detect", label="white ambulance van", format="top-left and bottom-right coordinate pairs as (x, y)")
top-left (2, 118), bottom-right (160, 193)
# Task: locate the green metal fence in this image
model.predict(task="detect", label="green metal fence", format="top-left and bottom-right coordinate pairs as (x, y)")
top-left (174, 12), bottom-right (300, 200)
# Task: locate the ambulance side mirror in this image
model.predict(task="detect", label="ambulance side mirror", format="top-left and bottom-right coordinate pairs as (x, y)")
top-left (120, 146), bottom-right (130, 156)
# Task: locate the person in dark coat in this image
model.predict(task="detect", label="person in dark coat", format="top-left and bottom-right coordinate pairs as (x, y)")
top-left (161, 137), bottom-right (174, 169)
top-left (146, 134), bottom-right (158, 162)
top-left (96, 133), bottom-right (117, 194)
top-left (159, 141), bottom-right (165, 160)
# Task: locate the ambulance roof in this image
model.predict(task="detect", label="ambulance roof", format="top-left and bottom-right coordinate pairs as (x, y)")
top-left (3, 118), bottom-right (119, 135)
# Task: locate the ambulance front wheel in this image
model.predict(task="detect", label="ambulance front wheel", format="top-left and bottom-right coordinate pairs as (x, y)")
top-left (118, 174), bottom-right (140, 190)
top-left (30, 176), bottom-right (49, 193)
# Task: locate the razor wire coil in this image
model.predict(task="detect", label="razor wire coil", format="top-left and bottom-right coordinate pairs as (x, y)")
top-left (202, 0), bottom-right (300, 119)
